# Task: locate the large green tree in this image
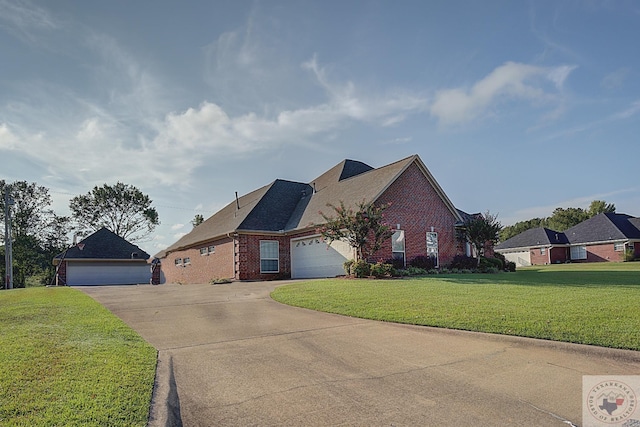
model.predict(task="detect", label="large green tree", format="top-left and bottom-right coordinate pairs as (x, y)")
top-left (69, 182), bottom-right (159, 242)
top-left (1, 180), bottom-right (70, 288)
top-left (317, 200), bottom-right (393, 261)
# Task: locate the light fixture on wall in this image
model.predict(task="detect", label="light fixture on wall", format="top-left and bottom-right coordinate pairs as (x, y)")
top-left (430, 226), bottom-right (435, 232)
top-left (397, 224), bottom-right (401, 229)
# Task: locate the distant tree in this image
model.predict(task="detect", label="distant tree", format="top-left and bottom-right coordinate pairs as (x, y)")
top-left (69, 182), bottom-right (159, 242)
top-left (500, 200), bottom-right (617, 240)
top-left (546, 207), bottom-right (588, 232)
top-left (317, 200), bottom-right (393, 261)
top-left (458, 211), bottom-right (502, 265)
top-left (588, 200), bottom-right (615, 217)
top-left (500, 218), bottom-right (547, 242)
top-left (191, 214), bottom-right (204, 228)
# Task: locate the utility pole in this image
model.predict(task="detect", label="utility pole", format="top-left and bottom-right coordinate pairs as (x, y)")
top-left (4, 188), bottom-right (14, 290)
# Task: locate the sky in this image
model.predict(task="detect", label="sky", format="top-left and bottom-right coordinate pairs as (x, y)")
top-left (1, 0), bottom-right (639, 255)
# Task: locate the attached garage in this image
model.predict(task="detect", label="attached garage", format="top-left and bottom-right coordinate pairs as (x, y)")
top-left (501, 250), bottom-right (531, 267)
top-left (291, 235), bottom-right (354, 279)
top-left (66, 261), bottom-right (151, 286)
top-left (54, 227), bottom-right (151, 286)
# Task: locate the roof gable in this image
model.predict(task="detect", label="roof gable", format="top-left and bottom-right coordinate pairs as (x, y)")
top-left (56, 227), bottom-right (150, 260)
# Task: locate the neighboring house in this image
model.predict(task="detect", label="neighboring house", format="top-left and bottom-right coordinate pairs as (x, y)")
top-left (495, 213), bottom-right (640, 266)
top-left (157, 154), bottom-right (471, 283)
top-left (54, 227), bottom-right (151, 286)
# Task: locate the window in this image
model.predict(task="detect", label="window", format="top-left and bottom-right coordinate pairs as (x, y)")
top-left (174, 258), bottom-right (182, 266)
top-left (570, 246), bottom-right (587, 260)
top-left (614, 242), bottom-right (625, 252)
top-left (426, 232), bottom-right (439, 267)
top-left (200, 247), bottom-right (208, 256)
top-left (540, 247), bottom-right (546, 255)
top-left (392, 230), bottom-right (405, 267)
top-left (260, 240), bottom-right (279, 273)
top-left (183, 257), bottom-right (191, 265)
top-left (208, 245), bottom-right (215, 254)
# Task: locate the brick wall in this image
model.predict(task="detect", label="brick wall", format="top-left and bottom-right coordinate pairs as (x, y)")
top-left (161, 237), bottom-right (235, 284)
top-left (237, 232), bottom-right (315, 280)
top-left (530, 247), bottom-right (548, 265)
top-left (586, 243), bottom-right (624, 262)
top-left (374, 162), bottom-right (463, 266)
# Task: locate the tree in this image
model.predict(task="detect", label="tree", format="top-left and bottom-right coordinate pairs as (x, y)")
top-left (546, 207), bottom-right (588, 232)
top-left (499, 199), bottom-right (616, 241)
top-left (500, 217), bottom-right (546, 242)
top-left (69, 182), bottom-right (159, 242)
top-left (588, 200), bottom-right (615, 217)
top-left (458, 211), bottom-right (502, 265)
top-left (317, 200), bottom-right (393, 261)
top-left (191, 214), bottom-right (204, 228)
top-left (0, 180), bottom-right (70, 287)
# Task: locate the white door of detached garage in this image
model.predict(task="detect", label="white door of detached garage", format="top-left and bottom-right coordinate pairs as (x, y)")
top-left (501, 251), bottom-right (531, 267)
top-left (66, 261), bottom-right (151, 285)
top-left (291, 235), bottom-right (354, 279)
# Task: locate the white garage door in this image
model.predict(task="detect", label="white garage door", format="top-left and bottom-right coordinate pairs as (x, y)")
top-left (291, 236), bottom-right (354, 279)
top-left (501, 251), bottom-right (531, 267)
top-left (67, 261), bottom-right (151, 286)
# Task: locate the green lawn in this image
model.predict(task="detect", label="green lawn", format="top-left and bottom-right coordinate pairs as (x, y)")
top-left (0, 287), bottom-right (157, 427)
top-left (271, 262), bottom-right (640, 350)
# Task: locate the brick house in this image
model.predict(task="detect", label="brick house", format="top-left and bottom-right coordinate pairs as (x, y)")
top-left (495, 213), bottom-right (640, 266)
top-left (156, 154), bottom-right (471, 283)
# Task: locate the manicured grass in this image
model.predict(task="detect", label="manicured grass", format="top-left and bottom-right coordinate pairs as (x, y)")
top-left (271, 263), bottom-right (640, 350)
top-left (0, 287), bottom-right (157, 426)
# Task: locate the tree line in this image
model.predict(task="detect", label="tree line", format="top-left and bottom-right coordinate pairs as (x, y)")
top-left (1, 180), bottom-right (159, 288)
top-left (500, 200), bottom-right (615, 242)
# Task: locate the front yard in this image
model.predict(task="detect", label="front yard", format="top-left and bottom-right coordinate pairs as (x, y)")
top-left (271, 262), bottom-right (640, 350)
top-left (0, 287), bottom-right (156, 426)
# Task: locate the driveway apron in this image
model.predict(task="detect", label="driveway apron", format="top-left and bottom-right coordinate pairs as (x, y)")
top-left (79, 282), bottom-right (640, 427)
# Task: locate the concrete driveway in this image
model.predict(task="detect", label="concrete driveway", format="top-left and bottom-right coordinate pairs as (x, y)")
top-left (79, 281), bottom-right (640, 427)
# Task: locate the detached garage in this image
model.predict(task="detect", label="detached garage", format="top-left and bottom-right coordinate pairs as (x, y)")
top-left (54, 227), bottom-right (151, 286)
top-left (291, 235), bottom-right (354, 279)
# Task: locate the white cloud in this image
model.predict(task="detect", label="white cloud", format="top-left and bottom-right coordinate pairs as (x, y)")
top-left (601, 67), bottom-right (631, 90)
top-left (611, 100), bottom-right (640, 120)
top-left (429, 62), bottom-right (576, 125)
top-left (0, 0), bottom-right (59, 43)
top-left (0, 123), bottom-right (19, 149)
top-left (171, 223), bottom-right (184, 231)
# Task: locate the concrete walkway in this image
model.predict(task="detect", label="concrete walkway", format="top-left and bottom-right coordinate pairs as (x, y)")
top-left (79, 281), bottom-right (640, 427)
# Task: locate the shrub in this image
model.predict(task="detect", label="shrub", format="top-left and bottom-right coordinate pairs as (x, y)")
top-left (385, 258), bottom-right (406, 270)
top-left (351, 260), bottom-right (371, 278)
top-left (343, 259), bottom-right (355, 275)
top-left (505, 261), bottom-right (516, 272)
top-left (449, 255), bottom-right (477, 270)
top-left (370, 262), bottom-right (395, 278)
top-left (409, 256), bottom-right (435, 270)
top-left (397, 266), bottom-right (428, 276)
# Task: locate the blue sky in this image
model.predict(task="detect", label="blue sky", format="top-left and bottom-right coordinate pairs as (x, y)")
top-left (1, 0), bottom-right (639, 255)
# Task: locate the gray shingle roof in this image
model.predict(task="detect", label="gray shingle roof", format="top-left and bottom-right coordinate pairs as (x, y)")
top-left (495, 227), bottom-right (569, 250)
top-left (159, 154), bottom-right (462, 257)
top-left (55, 227), bottom-right (150, 260)
top-left (496, 213), bottom-right (640, 251)
top-left (564, 213), bottom-right (640, 244)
